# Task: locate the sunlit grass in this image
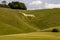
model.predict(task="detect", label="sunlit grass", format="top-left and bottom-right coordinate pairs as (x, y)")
top-left (0, 32), bottom-right (60, 40)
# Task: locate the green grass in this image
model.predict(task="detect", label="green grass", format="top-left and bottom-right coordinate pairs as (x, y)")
top-left (0, 8), bottom-right (60, 40)
top-left (0, 32), bottom-right (60, 40)
top-left (0, 8), bottom-right (60, 35)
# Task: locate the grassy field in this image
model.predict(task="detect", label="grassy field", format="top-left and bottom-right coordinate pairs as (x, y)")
top-left (0, 8), bottom-right (60, 40)
top-left (0, 32), bottom-right (60, 40)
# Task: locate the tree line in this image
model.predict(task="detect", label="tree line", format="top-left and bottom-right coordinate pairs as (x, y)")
top-left (0, 1), bottom-right (27, 10)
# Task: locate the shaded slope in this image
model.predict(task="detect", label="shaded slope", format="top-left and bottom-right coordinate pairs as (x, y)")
top-left (0, 8), bottom-right (39, 35)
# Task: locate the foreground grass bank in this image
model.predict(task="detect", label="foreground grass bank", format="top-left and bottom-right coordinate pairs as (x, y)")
top-left (0, 32), bottom-right (60, 40)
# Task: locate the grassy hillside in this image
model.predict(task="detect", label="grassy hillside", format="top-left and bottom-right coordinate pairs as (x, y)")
top-left (0, 8), bottom-right (60, 35)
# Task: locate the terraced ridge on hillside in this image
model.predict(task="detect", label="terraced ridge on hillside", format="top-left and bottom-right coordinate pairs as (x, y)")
top-left (0, 8), bottom-right (60, 35)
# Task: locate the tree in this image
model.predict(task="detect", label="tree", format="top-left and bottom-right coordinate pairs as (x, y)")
top-left (52, 28), bottom-right (59, 32)
top-left (2, 0), bottom-right (6, 5)
top-left (8, 1), bottom-right (27, 10)
top-left (0, 0), bottom-right (9, 8)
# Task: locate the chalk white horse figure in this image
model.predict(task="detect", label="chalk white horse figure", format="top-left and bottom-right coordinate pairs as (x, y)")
top-left (19, 12), bottom-right (35, 17)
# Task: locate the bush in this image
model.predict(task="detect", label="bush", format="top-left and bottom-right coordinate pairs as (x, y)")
top-left (0, 4), bottom-right (9, 8)
top-left (8, 1), bottom-right (27, 10)
top-left (0, 1), bottom-right (9, 8)
top-left (52, 29), bottom-right (59, 32)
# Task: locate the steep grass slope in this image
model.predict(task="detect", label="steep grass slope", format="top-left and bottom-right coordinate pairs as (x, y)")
top-left (0, 8), bottom-right (60, 35)
top-left (19, 8), bottom-right (60, 31)
top-left (0, 8), bottom-right (38, 35)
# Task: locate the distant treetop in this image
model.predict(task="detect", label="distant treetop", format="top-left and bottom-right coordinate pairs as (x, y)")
top-left (0, 1), bottom-right (27, 10)
top-left (8, 1), bottom-right (27, 10)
